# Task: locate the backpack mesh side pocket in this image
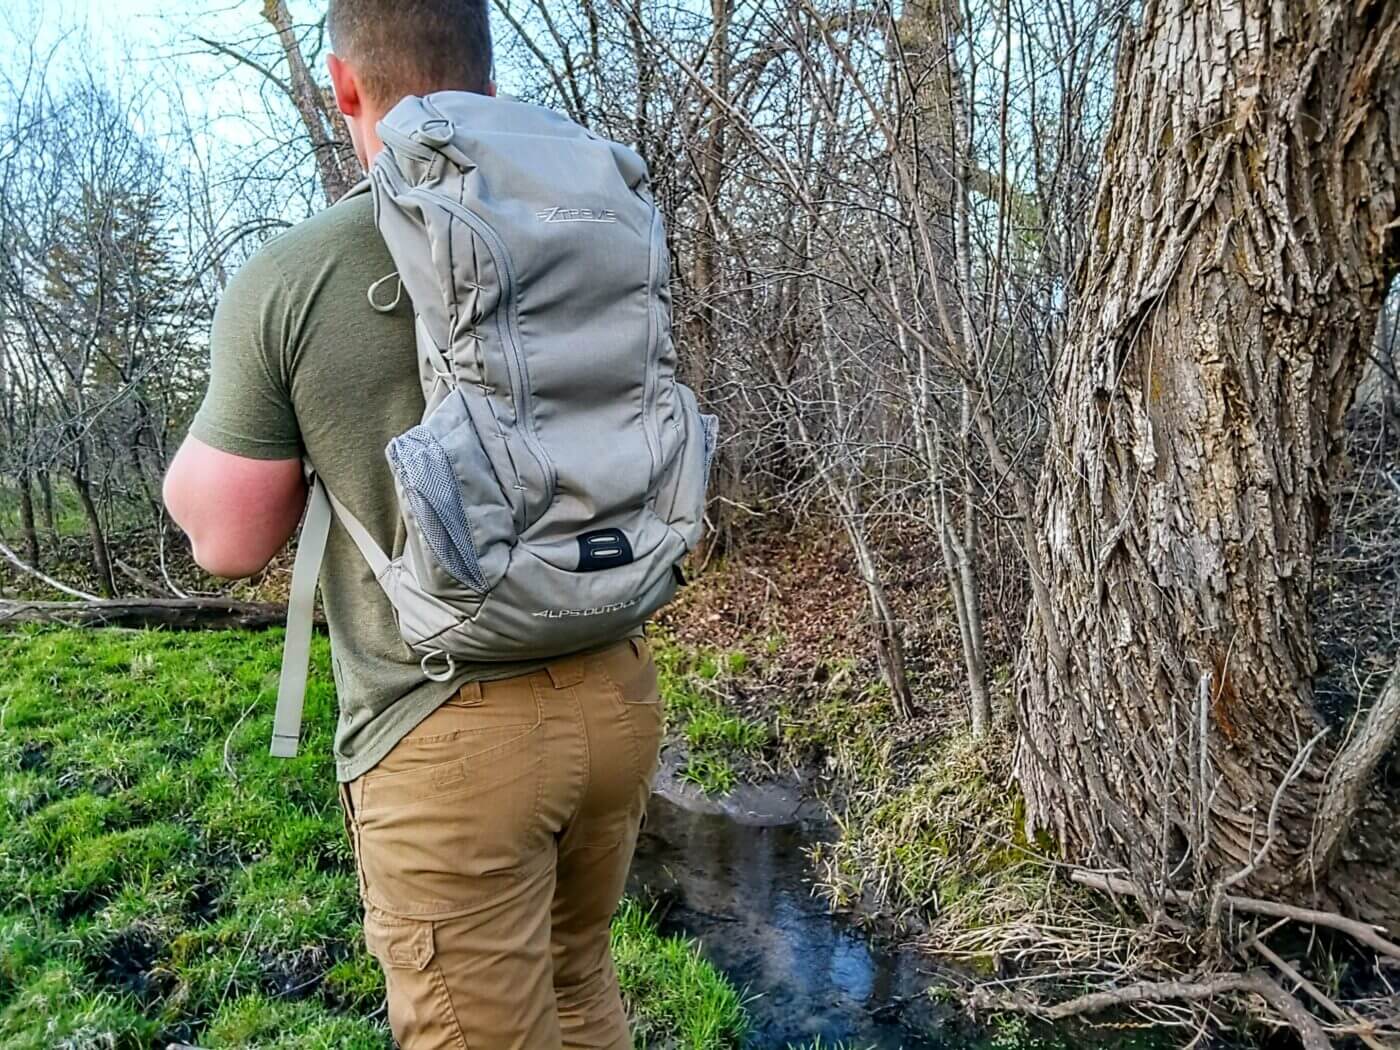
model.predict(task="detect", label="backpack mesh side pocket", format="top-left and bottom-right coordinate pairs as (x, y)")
top-left (387, 427), bottom-right (488, 592)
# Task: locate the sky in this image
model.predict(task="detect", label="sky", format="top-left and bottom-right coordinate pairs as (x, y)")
top-left (4, 2), bottom-right (269, 125)
top-left (4, 0), bottom-right (529, 144)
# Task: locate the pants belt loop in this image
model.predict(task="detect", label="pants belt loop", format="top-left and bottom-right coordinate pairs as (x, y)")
top-left (546, 657), bottom-right (586, 690)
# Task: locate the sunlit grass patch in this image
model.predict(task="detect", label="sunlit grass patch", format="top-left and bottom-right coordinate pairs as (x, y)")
top-left (202, 993), bottom-right (389, 1049)
top-left (0, 958), bottom-right (159, 1047)
top-left (611, 898), bottom-right (748, 1050)
top-left (677, 750), bottom-right (738, 795)
top-left (0, 627), bottom-right (749, 1046)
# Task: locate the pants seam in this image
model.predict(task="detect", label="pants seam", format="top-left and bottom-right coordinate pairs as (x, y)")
top-left (427, 948), bottom-right (470, 1050)
top-left (602, 667), bottom-right (646, 794)
top-left (571, 681), bottom-right (590, 829)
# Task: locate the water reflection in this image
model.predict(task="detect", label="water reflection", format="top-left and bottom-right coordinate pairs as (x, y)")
top-left (627, 793), bottom-right (953, 1049)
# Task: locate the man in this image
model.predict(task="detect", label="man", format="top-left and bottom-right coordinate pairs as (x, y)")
top-left (163, 3), bottom-right (662, 1047)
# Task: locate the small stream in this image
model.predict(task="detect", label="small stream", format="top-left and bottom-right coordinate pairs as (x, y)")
top-left (628, 780), bottom-right (962, 1049)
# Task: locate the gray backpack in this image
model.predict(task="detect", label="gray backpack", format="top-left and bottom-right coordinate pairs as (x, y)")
top-left (271, 92), bottom-right (714, 757)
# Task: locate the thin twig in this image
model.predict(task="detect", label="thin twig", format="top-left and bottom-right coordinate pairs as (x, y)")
top-left (222, 702), bottom-right (259, 783)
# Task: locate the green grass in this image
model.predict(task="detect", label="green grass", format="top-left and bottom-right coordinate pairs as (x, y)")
top-left (0, 627), bottom-right (747, 1049)
top-left (612, 899), bottom-right (748, 1049)
top-left (653, 636), bottom-right (771, 795)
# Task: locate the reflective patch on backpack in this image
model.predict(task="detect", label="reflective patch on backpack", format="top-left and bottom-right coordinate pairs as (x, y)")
top-left (532, 597), bottom-right (642, 619)
top-left (387, 426), bottom-right (488, 592)
top-left (577, 528), bottom-right (635, 572)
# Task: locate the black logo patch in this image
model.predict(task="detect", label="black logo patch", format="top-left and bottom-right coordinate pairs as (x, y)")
top-left (577, 529), bottom-right (635, 572)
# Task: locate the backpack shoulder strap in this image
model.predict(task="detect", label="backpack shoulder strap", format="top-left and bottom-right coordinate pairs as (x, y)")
top-left (271, 476), bottom-right (334, 758)
top-left (271, 475), bottom-right (395, 759)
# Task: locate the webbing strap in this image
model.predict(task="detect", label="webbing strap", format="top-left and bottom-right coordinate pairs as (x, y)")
top-left (321, 484), bottom-right (393, 580)
top-left (271, 478), bottom-right (333, 758)
top-left (270, 477), bottom-right (397, 759)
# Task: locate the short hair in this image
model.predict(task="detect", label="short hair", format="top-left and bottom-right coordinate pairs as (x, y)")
top-left (327, 0), bottom-right (493, 106)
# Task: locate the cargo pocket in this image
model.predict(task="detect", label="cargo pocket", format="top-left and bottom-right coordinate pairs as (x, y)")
top-left (365, 910), bottom-right (436, 972)
top-left (363, 911), bottom-right (455, 1045)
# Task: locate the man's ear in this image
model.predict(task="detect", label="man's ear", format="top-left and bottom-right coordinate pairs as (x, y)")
top-left (487, 80), bottom-right (497, 98)
top-left (327, 53), bottom-right (362, 117)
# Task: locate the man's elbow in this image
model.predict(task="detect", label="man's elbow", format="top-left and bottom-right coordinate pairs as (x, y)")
top-left (163, 474), bottom-right (272, 579)
top-left (162, 439), bottom-right (304, 580)
top-left (187, 536), bottom-right (273, 580)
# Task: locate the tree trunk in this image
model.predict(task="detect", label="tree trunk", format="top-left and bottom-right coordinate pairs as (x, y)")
top-left (685, 0), bottom-right (729, 392)
top-left (1016, 0), bottom-right (1400, 897)
top-left (845, 510), bottom-right (915, 721)
top-left (261, 0), bottom-right (360, 203)
top-left (897, 1), bottom-right (992, 733)
top-left (38, 471), bottom-right (55, 537)
top-left (16, 471), bottom-right (39, 569)
top-left (71, 471), bottom-right (116, 598)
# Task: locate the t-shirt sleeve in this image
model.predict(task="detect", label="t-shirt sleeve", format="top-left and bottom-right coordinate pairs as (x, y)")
top-left (189, 247), bottom-right (303, 461)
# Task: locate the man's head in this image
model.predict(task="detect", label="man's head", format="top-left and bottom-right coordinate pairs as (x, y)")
top-left (327, 0), bottom-right (494, 167)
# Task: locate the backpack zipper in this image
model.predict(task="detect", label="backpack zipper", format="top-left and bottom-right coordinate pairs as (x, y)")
top-left (441, 199), bottom-right (559, 507)
top-left (642, 206), bottom-right (664, 498)
top-left (378, 126), bottom-right (558, 508)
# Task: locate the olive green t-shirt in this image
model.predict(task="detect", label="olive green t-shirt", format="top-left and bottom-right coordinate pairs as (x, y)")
top-left (191, 183), bottom-right (542, 781)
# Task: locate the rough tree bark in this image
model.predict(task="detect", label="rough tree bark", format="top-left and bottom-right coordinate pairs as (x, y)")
top-left (1016, 0), bottom-right (1400, 898)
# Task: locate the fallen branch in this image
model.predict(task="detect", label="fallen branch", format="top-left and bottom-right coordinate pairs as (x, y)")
top-left (0, 598), bottom-right (316, 631)
top-left (0, 539), bottom-right (99, 601)
top-left (973, 970), bottom-right (1332, 1050)
top-left (1031, 971), bottom-right (1329, 1050)
top-left (1071, 870), bottom-right (1400, 963)
top-left (1244, 934), bottom-right (1391, 1050)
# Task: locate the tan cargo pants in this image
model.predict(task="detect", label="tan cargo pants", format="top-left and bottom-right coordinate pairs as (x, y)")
top-left (338, 638), bottom-right (662, 1049)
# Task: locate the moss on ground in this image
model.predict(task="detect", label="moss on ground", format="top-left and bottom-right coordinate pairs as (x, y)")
top-left (0, 627), bottom-right (747, 1049)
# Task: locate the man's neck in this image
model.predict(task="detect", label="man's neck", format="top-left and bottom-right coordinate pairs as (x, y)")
top-left (363, 117), bottom-right (387, 168)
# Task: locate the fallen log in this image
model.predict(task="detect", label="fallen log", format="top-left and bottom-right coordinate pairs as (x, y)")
top-left (0, 598), bottom-right (314, 631)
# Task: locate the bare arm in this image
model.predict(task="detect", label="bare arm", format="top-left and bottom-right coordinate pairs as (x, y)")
top-left (164, 437), bottom-right (307, 579)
